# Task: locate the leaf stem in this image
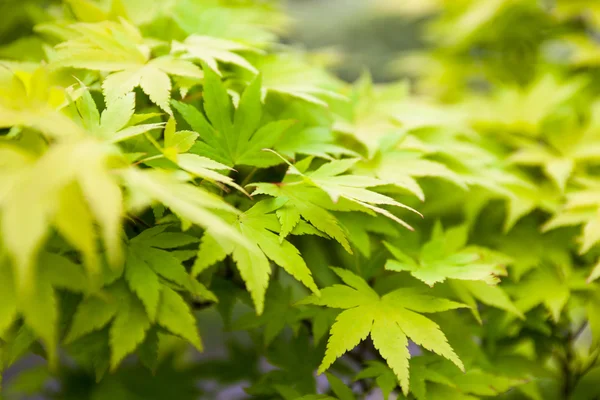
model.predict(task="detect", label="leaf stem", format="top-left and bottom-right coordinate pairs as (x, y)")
top-left (240, 167), bottom-right (258, 188)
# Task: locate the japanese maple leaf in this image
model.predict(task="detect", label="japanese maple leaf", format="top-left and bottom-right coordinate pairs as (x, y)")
top-left (70, 89), bottom-right (164, 143)
top-left (254, 156), bottom-right (421, 232)
top-left (251, 182), bottom-right (357, 253)
top-left (124, 225), bottom-right (214, 322)
top-left (383, 223), bottom-right (523, 321)
top-left (0, 65), bottom-right (82, 139)
top-left (52, 20), bottom-right (203, 113)
top-left (544, 177), bottom-right (600, 254)
top-left (300, 267), bottom-right (465, 394)
top-left (193, 199), bottom-right (320, 314)
top-left (384, 224), bottom-right (506, 287)
top-left (171, 34), bottom-right (261, 74)
top-left (407, 357), bottom-right (522, 400)
top-left (143, 116), bottom-right (247, 194)
top-left (172, 65), bottom-right (295, 168)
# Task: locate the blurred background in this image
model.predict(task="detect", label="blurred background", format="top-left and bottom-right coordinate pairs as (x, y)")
top-left (0, 0), bottom-right (424, 82)
top-left (284, 0), bottom-right (424, 82)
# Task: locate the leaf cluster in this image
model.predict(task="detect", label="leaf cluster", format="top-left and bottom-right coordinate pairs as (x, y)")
top-left (1, 1), bottom-right (600, 400)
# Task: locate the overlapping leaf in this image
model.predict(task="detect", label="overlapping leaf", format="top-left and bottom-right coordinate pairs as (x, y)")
top-left (384, 223), bottom-right (507, 286)
top-left (172, 65), bottom-right (294, 167)
top-left (0, 66), bottom-right (82, 139)
top-left (70, 89), bottom-right (164, 142)
top-left (51, 20), bottom-right (203, 113)
top-left (193, 199), bottom-right (319, 314)
top-left (254, 156), bottom-right (421, 235)
top-left (0, 139), bottom-right (124, 283)
top-left (171, 35), bottom-right (261, 74)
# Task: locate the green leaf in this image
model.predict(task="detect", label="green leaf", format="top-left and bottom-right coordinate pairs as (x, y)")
top-left (236, 120), bottom-right (296, 166)
top-left (357, 152), bottom-right (465, 201)
top-left (196, 200), bottom-right (319, 314)
top-left (125, 228), bottom-right (212, 310)
top-left (543, 181), bottom-right (600, 254)
top-left (251, 183), bottom-right (352, 253)
top-left (0, 66), bottom-right (83, 139)
top-left (588, 290), bottom-right (600, 348)
top-left (370, 316), bottom-right (410, 395)
top-left (244, 221), bottom-right (319, 295)
top-left (276, 204), bottom-right (301, 242)
top-left (452, 280), bottom-right (523, 319)
top-left (139, 66), bottom-right (172, 114)
top-left (192, 233), bottom-right (231, 276)
top-left (173, 72), bottom-right (293, 167)
top-left (40, 252), bottom-right (88, 293)
top-left (76, 147), bottom-right (124, 267)
top-left (122, 169), bottom-right (248, 247)
top-left (325, 373), bottom-right (356, 400)
top-left (383, 224), bottom-right (506, 286)
top-left (318, 306), bottom-right (373, 375)
top-left (53, 21), bottom-right (202, 114)
top-left (65, 291), bottom-right (119, 344)
top-left (257, 156), bottom-right (420, 231)
top-left (20, 279), bottom-right (57, 366)
top-left (354, 361), bottom-right (398, 400)
top-left (0, 261), bottom-right (17, 336)
top-left (124, 246), bottom-right (161, 321)
top-left (109, 292), bottom-right (151, 370)
top-left (509, 143), bottom-right (575, 192)
top-left (233, 75), bottom-right (263, 153)
top-left (138, 246), bottom-right (194, 291)
top-left (392, 309), bottom-right (463, 372)
top-left (254, 53), bottom-right (344, 106)
top-left (589, 258), bottom-right (600, 283)
top-left (0, 326), bottom-right (37, 373)
top-left (304, 268), bottom-right (464, 392)
top-left (202, 62), bottom-right (233, 138)
top-left (164, 117), bottom-right (199, 154)
top-left (1, 1), bottom-right (596, 397)
top-left (137, 327), bottom-right (159, 373)
top-left (1, 139), bottom-right (126, 281)
top-left (513, 266), bottom-right (571, 321)
top-left (99, 92), bottom-right (136, 137)
top-left (65, 0), bottom-right (108, 22)
top-left (75, 89), bottom-right (100, 131)
top-left (156, 287), bottom-right (202, 350)
top-left (139, 231), bottom-right (199, 249)
top-left (54, 183), bottom-right (99, 275)
top-left (234, 283), bottom-right (298, 346)
top-left (172, 35), bottom-right (260, 74)
top-left (231, 244), bottom-right (272, 315)
top-left (176, 154), bottom-right (247, 194)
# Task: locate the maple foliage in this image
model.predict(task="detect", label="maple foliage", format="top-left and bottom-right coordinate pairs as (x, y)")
top-left (1, 0), bottom-right (600, 399)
